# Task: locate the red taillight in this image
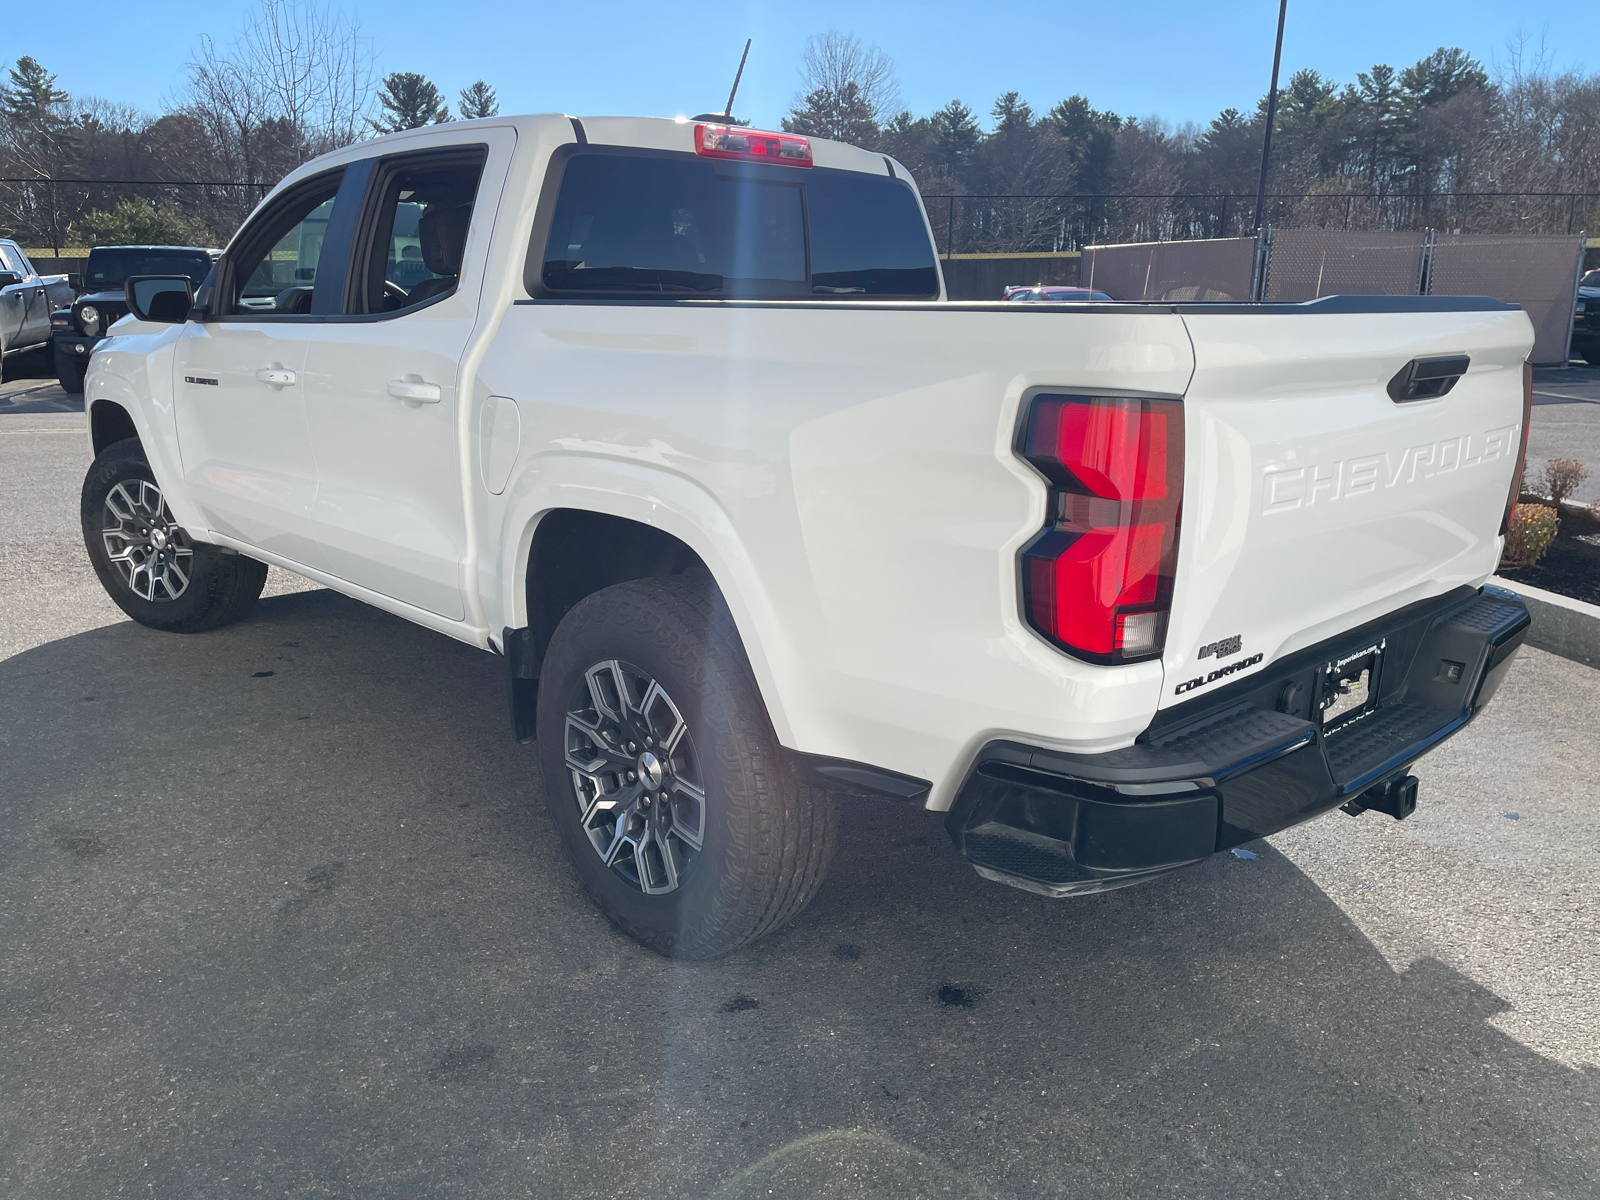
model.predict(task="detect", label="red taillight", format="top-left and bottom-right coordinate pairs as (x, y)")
top-left (694, 123), bottom-right (813, 167)
top-left (1019, 394), bottom-right (1185, 662)
top-left (1500, 362), bottom-right (1533, 535)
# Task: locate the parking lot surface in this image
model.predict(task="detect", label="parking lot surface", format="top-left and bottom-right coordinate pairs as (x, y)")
top-left (2, 362), bottom-right (1598, 1198)
top-left (1530, 364), bottom-right (1600, 504)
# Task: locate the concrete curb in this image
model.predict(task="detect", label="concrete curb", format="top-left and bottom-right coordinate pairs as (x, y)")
top-left (1491, 576), bottom-right (1600, 669)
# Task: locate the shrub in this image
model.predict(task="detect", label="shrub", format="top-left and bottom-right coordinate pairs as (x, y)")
top-left (1500, 503), bottom-right (1558, 569)
top-left (73, 197), bottom-right (213, 249)
top-left (1538, 458), bottom-right (1590, 509)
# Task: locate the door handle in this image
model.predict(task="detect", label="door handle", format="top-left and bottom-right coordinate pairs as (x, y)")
top-left (388, 378), bottom-right (442, 403)
top-left (255, 366), bottom-right (297, 386)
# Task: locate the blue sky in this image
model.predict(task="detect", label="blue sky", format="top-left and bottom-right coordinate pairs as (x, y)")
top-left (9, 0), bottom-right (1588, 132)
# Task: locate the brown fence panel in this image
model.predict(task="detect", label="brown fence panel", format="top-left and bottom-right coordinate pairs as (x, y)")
top-left (1263, 229), bottom-right (1428, 300)
top-left (1428, 234), bottom-right (1585, 366)
top-left (942, 253), bottom-right (1081, 300)
top-left (1079, 237), bottom-right (1255, 301)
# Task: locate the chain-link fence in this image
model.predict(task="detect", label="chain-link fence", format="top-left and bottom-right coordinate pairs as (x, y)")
top-left (1262, 229), bottom-right (1430, 301)
top-left (1, 178), bottom-right (272, 256)
top-left (1080, 237), bottom-right (1256, 302)
top-left (923, 192), bottom-right (1600, 257)
top-left (1428, 234), bottom-right (1587, 368)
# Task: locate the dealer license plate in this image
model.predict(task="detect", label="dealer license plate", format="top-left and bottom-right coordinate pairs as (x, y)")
top-left (1318, 643), bottom-right (1383, 732)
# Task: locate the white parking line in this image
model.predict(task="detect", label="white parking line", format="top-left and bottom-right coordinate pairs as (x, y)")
top-left (1533, 390), bottom-right (1600, 402)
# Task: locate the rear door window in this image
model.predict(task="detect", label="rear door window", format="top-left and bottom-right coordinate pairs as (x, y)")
top-left (347, 146), bottom-right (487, 315)
top-left (536, 152), bottom-right (937, 299)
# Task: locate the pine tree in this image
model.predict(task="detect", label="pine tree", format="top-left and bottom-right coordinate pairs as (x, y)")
top-left (782, 81), bottom-right (877, 145)
top-left (0, 57), bottom-right (77, 250)
top-left (369, 72), bottom-right (451, 133)
top-left (458, 81), bottom-right (499, 120)
top-left (929, 100), bottom-right (981, 175)
top-left (1, 56), bottom-right (75, 159)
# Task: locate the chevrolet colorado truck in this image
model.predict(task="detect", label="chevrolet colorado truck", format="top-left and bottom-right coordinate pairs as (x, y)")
top-left (78, 115), bottom-right (1533, 958)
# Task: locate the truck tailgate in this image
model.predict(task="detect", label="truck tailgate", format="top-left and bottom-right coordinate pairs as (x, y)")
top-left (1161, 301), bottom-right (1533, 710)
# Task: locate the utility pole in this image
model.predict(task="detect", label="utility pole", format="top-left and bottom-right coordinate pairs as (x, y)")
top-left (1252, 0), bottom-right (1289, 231)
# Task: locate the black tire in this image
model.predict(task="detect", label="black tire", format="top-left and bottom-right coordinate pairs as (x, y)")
top-left (56, 355), bottom-right (86, 394)
top-left (536, 575), bottom-right (837, 959)
top-left (81, 438), bottom-right (268, 633)
top-left (1583, 346), bottom-right (1600, 367)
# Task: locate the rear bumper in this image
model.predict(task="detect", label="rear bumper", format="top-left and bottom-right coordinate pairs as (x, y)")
top-left (947, 585), bottom-right (1530, 897)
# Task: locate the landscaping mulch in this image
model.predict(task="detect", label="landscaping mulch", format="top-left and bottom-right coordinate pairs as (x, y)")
top-left (1498, 496), bottom-right (1600, 606)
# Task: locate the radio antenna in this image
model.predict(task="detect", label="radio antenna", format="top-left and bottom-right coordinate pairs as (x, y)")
top-left (723, 38), bottom-right (752, 120)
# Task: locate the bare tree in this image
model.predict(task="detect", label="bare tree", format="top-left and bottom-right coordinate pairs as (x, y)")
top-left (787, 30), bottom-right (901, 137)
top-left (183, 0), bottom-right (376, 182)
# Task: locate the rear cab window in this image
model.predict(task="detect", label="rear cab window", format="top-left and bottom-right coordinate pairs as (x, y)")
top-left (530, 149), bottom-right (938, 300)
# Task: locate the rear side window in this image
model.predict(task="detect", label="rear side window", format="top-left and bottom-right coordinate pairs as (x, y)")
top-left (534, 151), bottom-right (937, 300)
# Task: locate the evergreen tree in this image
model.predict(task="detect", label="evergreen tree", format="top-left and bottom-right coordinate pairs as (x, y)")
top-left (1401, 48), bottom-right (1488, 108)
top-left (0, 56), bottom-right (75, 160)
top-left (783, 81), bottom-right (877, 144)
top-left (77, 196), bottom-right (212, 247)
top-left (1048, 95), bottom-right (1122, 193)
top-left (458, 80), bottom-right (499, 120)
top-left (370, 72), bottom-right (451, 133)
top-left (929, 99), bottom-right (981, 175)
top-left (0, 57), bottom-right (77, 248)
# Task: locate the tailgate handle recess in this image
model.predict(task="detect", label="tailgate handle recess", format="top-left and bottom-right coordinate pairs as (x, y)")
top-left (1388, 354), bottom-right (1470, 403)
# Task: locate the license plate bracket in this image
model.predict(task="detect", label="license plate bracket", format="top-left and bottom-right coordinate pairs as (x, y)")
top-left (1317, 642), bottom-right (1384, 733)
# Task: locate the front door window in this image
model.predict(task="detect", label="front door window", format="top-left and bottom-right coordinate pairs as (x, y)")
top-left (219, 175), bottom-right (343, 317)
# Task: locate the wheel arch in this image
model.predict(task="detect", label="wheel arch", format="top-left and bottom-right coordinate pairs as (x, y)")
top-left (520, 508), bottom-right (709, 677)
top-left (90, 399), bottom-right (140, 457)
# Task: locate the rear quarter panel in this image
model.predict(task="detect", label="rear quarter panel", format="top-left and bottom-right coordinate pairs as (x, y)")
top-left (480, 302), bottom-right (1194, 807)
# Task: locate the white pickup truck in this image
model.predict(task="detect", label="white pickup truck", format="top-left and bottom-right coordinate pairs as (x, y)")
top-left (80, 115), bottom-right (1533, 957)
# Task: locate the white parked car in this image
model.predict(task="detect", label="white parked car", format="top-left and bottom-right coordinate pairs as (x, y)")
top-left (80, 116), bottom-right (1533, 957)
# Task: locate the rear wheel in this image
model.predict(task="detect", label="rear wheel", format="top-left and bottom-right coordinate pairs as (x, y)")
top-left (536, 576), bottom-right (836, 959)
top-left (1583, 346), bottom-right (1600, 367)
top-left (81, 438), bottom-right (268, 633)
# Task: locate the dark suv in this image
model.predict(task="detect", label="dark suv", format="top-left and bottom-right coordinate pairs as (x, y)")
top-left (51, 245), bottom-right (218, 392)
top-left (1573, 268), bottom-right (1600, 367)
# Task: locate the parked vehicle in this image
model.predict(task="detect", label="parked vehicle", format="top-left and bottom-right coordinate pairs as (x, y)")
top-left (1572, 268), bottom-right (1600, 366)
top-left (0, 238), bottom-right (75, 373)
top-left (1004, 284), bottom-right (1117, 302)
top-left (50, 245), bottom-right (218, 392)
top-left (77, 116), bottom-right (1533, 957)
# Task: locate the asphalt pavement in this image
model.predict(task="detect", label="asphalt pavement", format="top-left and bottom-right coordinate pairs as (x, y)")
top-left (2, 354), bottom-right (1598, 1199)
top-left (1530, 365), bottom-right (1600, 505)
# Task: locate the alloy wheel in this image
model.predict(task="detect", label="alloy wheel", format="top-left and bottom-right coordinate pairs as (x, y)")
top-left (565, 659), bottom-right (707, 895)
top-left (101, 479), bottom-right (193, 602)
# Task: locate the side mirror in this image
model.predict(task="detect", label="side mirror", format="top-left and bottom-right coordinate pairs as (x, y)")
top-left (125, 275), bottom-right (194, 324)
top-left (0, 271), bottom-right (21, 289)
top-left (67, 273), bottom-right (83, 292)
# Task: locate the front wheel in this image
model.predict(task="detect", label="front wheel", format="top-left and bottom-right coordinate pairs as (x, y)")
top-left (56, 355), bottom-right (86, 394)
top-left (536, 576), bottom-right (837, 959)
top-left (81, 438), bottom-right (268, 632)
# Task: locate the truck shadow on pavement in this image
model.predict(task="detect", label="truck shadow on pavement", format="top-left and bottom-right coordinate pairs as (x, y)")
top-left (1, 588), bottom-right (1596, 1200)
